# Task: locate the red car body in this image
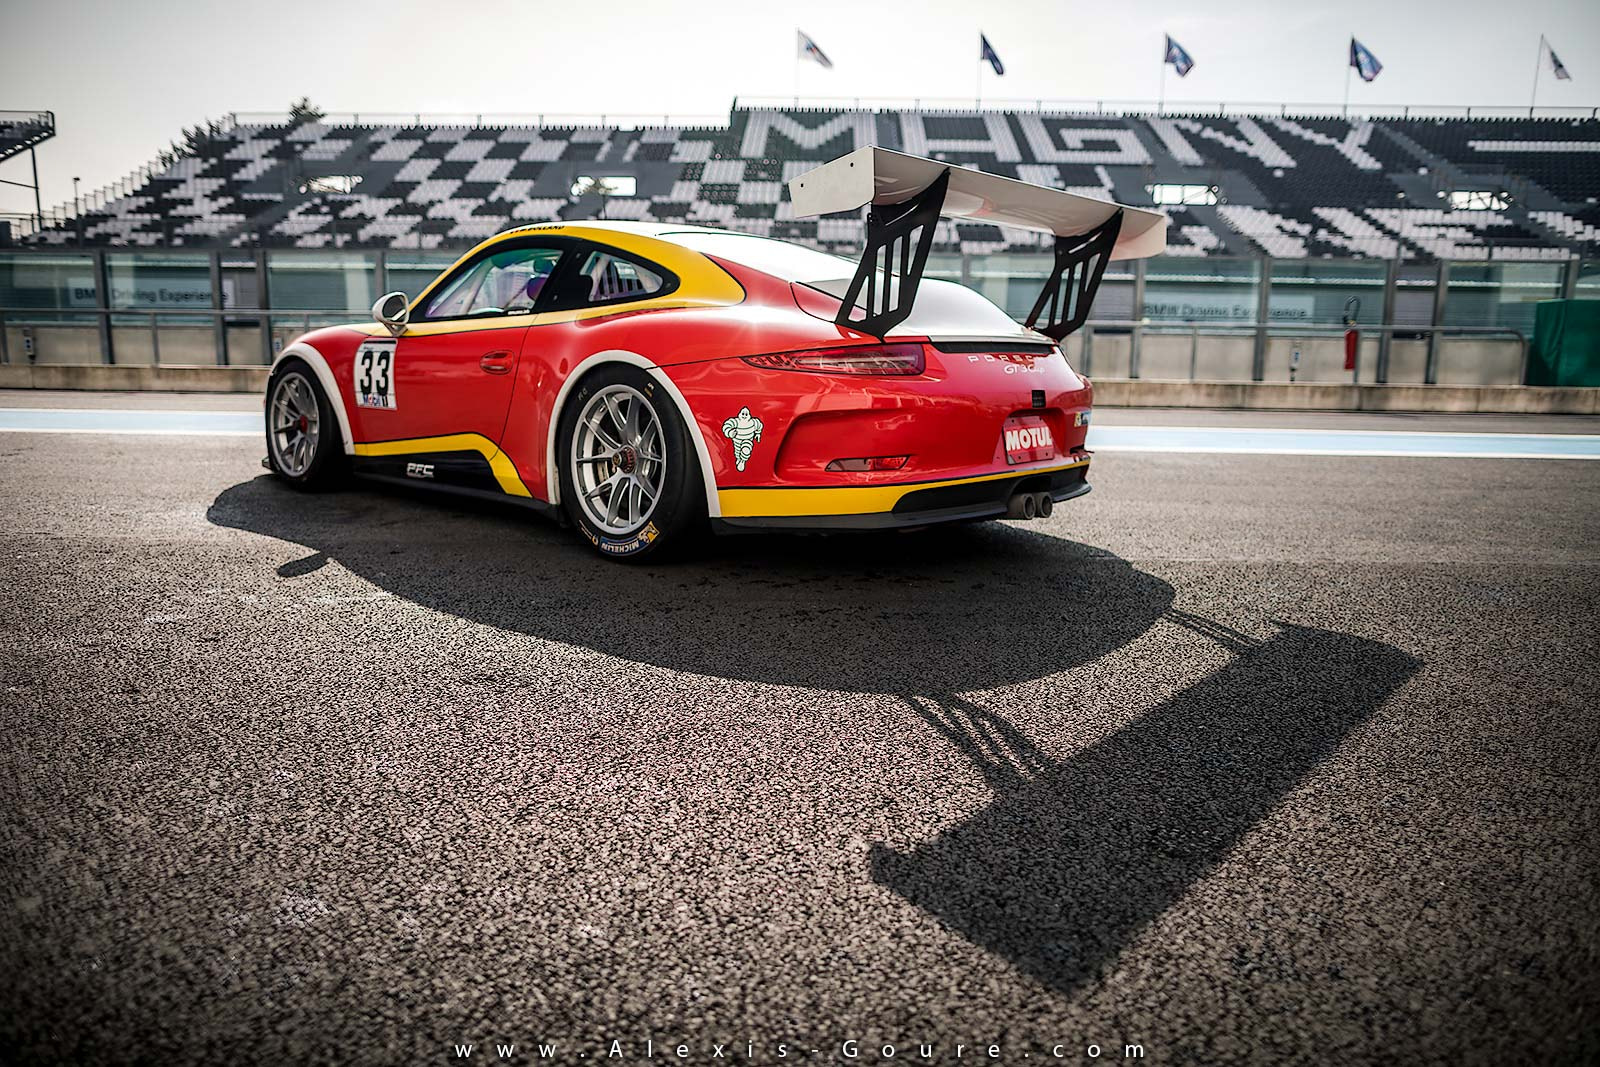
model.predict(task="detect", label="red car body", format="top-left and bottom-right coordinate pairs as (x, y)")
top-left (265, 152), bottom-right (1164, 556)
top-left (270, 222), bottom-right (1095, 548)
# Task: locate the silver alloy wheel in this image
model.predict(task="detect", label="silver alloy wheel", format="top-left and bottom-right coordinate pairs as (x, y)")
top-left (269, 371), bottom-right (321, 477)
top-left (570, 384), bottom-right (667, 535)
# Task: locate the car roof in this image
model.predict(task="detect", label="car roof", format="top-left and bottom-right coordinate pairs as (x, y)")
top-left (493, 219), bottom-right (732, 242)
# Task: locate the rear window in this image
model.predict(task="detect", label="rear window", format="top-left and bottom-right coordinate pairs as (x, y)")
top-left (578, 249), bottom-right (667, 303)
top-left (668, 228), bottom-right (1030, 339)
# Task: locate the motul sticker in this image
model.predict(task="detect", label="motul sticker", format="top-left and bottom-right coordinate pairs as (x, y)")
top-left (1003, 414), bottom-right (1056, 465)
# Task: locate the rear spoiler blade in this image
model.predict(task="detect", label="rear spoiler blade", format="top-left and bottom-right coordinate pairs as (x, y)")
top-left (788, 146), bottom-right (1167, 340)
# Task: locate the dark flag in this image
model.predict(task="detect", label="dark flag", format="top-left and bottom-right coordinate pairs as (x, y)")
top-left (1165, 35), bottom-right (1195, 77)
top-left (797, 30), bottom-right (833, 70)
top-left (1350, 37), bottom-right (1382, 82)
top-left (980, 33), bottom-right (1005, 76)
top-left (1548, 41), bottom-right (1571, 80)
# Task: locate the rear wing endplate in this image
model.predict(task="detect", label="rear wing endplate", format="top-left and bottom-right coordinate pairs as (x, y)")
top-left (788, 146), bottom-right (1167, 340)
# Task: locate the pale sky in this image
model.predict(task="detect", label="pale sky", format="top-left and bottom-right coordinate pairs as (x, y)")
top-left (2, 0), bottom-right (1597, 216)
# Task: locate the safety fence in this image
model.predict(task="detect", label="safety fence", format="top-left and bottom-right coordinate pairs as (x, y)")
top-left (0, 247), bottom-right (1591, 385)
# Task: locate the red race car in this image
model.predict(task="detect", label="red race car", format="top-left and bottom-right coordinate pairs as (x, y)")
top-left (264, 148), bottom-right (1166, 559)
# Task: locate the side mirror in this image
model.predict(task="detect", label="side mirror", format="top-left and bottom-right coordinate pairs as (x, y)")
top-left (372, 291), bottom-right (410, 336)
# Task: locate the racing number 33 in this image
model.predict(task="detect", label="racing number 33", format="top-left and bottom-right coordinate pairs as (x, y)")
top-left (354, 340), bottom-right (397, 410)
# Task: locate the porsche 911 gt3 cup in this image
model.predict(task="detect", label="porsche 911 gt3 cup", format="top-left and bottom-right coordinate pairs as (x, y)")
top-left (263, 148), bottom-right (1167, 559)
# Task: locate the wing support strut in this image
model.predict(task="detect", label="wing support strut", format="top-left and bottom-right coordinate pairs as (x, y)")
top-left (834, 168), bottom-right (949, 339)
top-left (1024, 209), bottom-right (1123, 342)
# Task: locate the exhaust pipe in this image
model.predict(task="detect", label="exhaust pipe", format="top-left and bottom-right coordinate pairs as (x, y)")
top-left (1006, 492), bottom-right (1038, 519)
top-left (1035, 492), bottom-right (1054, 518)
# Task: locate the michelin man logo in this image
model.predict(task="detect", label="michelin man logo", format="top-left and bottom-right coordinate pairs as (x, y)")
top-left (721, 406), bottom-right (764, 472)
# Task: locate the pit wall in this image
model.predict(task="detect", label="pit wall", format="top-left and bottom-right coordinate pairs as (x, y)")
top-left (1063, 334), bottom-right (1524, 387)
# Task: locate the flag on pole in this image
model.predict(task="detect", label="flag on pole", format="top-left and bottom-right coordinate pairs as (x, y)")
top-left (1164, 35), bottom-right (1195, 77)
top-left (980, 33), bottom-right (1005, 76)
top-left (1546, 38), bottom-right (1571, 80)
top-left (1349, 37), bottom-right (1382, 82)
top-left (797, 29), bottom-right (833, 69)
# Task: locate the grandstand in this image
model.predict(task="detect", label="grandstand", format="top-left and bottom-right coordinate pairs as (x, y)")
top-left (0, 111), bottom-right (56, 241)
top-left (0, 111), bottom-right (56, 163)
top-left (11, 103), bottom-right (1600, 261)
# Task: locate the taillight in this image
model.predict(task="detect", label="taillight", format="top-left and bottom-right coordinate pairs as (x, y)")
top-left (743, 343), bottom-right (926, 376)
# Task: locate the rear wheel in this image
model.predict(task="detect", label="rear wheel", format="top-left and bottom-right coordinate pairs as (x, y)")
top-left (557, 365), bottom-right (704, 561)
top-left (265, 360), bottom-right (344, 489)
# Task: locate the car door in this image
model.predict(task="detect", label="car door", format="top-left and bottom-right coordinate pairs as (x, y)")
top-left (349, 240), bottom-right (569, 490)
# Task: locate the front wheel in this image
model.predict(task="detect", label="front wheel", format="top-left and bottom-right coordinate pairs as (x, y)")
top-left (556, 365), bottom-right (705, 561)
top-left (265, 359), bottom-right (344, 489)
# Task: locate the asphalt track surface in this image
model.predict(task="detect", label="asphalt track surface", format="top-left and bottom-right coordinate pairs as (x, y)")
top-left (1, 394), bottom-right (1597, 1065)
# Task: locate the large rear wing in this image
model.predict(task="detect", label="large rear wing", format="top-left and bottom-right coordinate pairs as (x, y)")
top-left (788, 146), bottom-right (1167, 340)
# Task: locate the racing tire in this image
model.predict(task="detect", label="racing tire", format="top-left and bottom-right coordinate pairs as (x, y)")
top-left (265, 359), bottom-right (345, 490)
top-left (556, 364), bottom-right (705, 562)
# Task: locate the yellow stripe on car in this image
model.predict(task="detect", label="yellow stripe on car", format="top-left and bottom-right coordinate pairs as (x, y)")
top-left (352, 433), bottom-right (532, 498)
top-left (716, 458), bottom-right (1090, 517)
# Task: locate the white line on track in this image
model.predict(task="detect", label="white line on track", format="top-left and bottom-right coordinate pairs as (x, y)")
top-left (0, 427), bottom-right (261, 437)
top-left (2, 409), bottom-right (1598, 459)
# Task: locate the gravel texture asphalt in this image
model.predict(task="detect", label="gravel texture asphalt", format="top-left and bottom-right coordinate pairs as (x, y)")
top-left (1, 418), bottom-right (1597, 1066)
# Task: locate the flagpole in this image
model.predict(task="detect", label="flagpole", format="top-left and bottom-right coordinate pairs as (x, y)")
top-left (976, 59), bottom-right (982, 109)
top-left (1159, 48), bottom-right (1167, 114)
top-left (1343, 62), bottom-right (1352, 118)
top-left (1531, 34), bottom-right (1544, 115)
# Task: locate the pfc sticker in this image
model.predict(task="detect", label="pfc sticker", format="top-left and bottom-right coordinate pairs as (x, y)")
top-left (721, 406), bottom-right (764, 472)
top-left (354, 339), bottom-right (398, 409)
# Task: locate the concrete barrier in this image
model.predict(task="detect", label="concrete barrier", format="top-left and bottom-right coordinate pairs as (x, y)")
top-left (0, 363), bottom-right (1595, 414)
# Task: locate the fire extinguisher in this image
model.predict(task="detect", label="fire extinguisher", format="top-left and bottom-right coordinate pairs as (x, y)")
top-left (1343, 297), bottom-right (1361, 378)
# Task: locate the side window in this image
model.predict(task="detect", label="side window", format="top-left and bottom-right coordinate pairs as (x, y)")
top-left (421, 246), bottom-right (565, 321)
top-left (564, 249), bottom-right (668, 307)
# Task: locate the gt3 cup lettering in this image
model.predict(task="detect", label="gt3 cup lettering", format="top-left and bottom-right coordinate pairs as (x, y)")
top-left (354, 340), bottom-right (398, 409)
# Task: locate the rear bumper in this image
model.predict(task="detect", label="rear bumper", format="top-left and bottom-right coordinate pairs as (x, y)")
top-left (714, 457), bottom-right (1090, 532)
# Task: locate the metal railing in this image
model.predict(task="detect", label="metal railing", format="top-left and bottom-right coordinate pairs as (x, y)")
top-left (0, 305), bottom-right (1533, 386)
top-left (225, 111), bottom-right (731, 129)
top-left (734, 96), bottom-right (1600, 120)
top-left (0, 306), bottom-right (361, 368)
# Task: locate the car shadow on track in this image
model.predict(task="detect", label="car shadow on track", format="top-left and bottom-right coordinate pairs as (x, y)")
top-left (871, 614), bottom-right (1422, 998)
top-left (206, 475), bottom-right (1177, 693)
top-left (208, 477), bottom-right (1422, 1000)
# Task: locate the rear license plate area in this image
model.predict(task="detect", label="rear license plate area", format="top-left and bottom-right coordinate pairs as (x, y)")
top-left (1002, 414), bottom-right (1056, 465)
